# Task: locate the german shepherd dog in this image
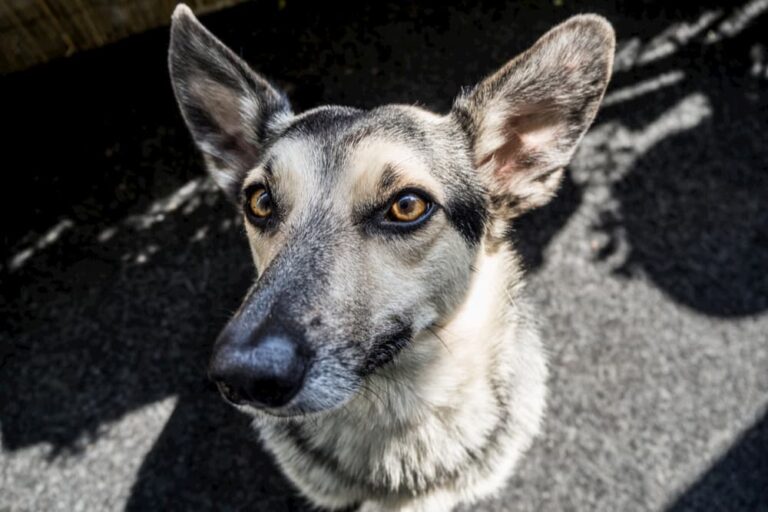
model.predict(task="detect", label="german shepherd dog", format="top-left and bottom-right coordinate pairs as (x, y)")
top-left (169, 5), bottom-right (614, 510)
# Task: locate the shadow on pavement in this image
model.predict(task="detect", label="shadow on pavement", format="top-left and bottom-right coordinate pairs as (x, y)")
top-left (594, 3), bottom-right (768, 316)
top-left (1, 1), bottom-right (767, 510)
top-left (125, 394), bottom-right (310, 512)
top-left (667, 411), bottom-right (768, 512)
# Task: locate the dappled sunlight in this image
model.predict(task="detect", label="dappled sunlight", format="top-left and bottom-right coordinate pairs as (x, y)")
top-left (554, 0), bottom-right (768, 316)
top-left (599, 93), bottom-right (712, 164)
top-left (624, 11), bottom-right (722, 69)
top-left (750, 42), bottom-right (768, 78)
top-left (5, 175), bottom-right (236, 276)
top-left (611, 1), bottom-right (767, 73)
top-left (569, 93), bottom-right (713, 274)
top-left (8, 219), bottom-right (74, 271)
top-left (602, 70), bottom-right (685, 107)
top-left (610, 10), bottom-right (722, 74)
top-left (705, 0), bottom-right (768, 44)
top-left (1, 165), bottom-right (251, 457)
top-left (2, 1), bottom-right (767, 510)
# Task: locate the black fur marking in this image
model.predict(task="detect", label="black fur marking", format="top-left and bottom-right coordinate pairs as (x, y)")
top-left (446, 191), bottom-right (488, 245)
top-left (532, 165), bottom-right (562, 184)
top-left (280, 107), bottom-right (364, 140)
top-left (450, 100), bottom-right (478, 141)
top-left (360, 325), bottom-right (412, 376)
top-left (281, 423), bottom-right (387, 497)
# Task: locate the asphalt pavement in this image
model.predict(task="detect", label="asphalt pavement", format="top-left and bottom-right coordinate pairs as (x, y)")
top-left (1, 1), bottom-right (767, 511)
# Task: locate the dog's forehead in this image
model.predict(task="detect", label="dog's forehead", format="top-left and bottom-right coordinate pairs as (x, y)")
top-left (281, 104), bottom-right (442, 145)
top-left (246, 105), bottom-right (451, 191)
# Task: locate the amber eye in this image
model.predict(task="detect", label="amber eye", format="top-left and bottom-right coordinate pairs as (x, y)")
top-left (387, 192), bottom-right (429, 223)
top-left (248, 187), bottom-right (273, 218)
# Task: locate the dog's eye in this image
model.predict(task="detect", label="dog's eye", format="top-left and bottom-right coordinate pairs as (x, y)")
top-left (248, 187), bottom-right (273, 219)
top-left (387, 192), bottom-right (429, 223)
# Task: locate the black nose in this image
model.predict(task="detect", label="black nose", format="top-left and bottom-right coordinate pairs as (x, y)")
top-left (209, 333), bottom-right (308, 408)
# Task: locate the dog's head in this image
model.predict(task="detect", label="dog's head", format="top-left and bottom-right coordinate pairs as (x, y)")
top-left (169, 4), bottom-right (613, 417)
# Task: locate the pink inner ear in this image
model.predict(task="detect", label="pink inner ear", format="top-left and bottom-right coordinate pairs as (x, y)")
top-left (192, 78), bottom-right (247, 137)
top-left (481, 107), bottom-right (564, 191)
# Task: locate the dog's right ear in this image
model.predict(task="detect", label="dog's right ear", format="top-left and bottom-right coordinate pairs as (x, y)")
top-left (168, 4), bottom-right (292, 200)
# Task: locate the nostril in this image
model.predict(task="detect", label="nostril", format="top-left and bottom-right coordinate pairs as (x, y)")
top-left (214, 380), bottom-right (245, 405)
top-left (208, 358), bottom-right (251, 406)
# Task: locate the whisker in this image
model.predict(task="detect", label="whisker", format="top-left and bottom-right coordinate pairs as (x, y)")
top-left (427, 325), bottom-right (452, 355)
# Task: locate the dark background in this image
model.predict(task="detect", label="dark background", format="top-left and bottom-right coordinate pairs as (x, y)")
top-left (2, 1), bottom-right (767, 510)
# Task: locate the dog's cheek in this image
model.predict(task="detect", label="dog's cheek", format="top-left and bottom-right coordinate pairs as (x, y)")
top-left (421, 230), bottom-right (476, 320)
top-left (366, 226), bottom-right (475, 331)
top-left (245, 226), bottom-right (287, 278)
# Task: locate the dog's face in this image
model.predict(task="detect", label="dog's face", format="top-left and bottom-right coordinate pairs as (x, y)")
top-left (169, 4), bottom-right (614, 417)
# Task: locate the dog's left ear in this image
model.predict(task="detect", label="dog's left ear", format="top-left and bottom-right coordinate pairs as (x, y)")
top-left (168, 4), bottom-right (292, 200)
top-left (452, 15), bottom-right (614, 217)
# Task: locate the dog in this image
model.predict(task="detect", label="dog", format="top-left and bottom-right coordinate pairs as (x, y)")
top-left (168, 5), bottom-right (614, 511)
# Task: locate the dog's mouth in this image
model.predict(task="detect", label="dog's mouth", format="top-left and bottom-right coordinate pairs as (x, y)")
top-left (214, 377), bottom-right (315, 418)
top-left (359, 325), bottom-right (413, 377)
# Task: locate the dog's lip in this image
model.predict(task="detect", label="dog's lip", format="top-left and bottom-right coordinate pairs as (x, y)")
top-left (234, 397), bottom-right (336, 419)
top-left (212, 373), bottom-right (309, 414)
top-left (360, 324), bottom-right (413, 376)
top-left (215, 381), bottom-right (246, 406)
top-left (217, 386), bottom-right (303, 416)
top-left (246, 404), bottom-right (310, 418)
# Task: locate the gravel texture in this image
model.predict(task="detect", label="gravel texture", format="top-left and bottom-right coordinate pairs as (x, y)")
top-left (2, 1), bottom-right (767, 511)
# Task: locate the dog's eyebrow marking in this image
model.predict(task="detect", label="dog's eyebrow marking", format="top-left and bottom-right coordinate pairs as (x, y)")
top-left (242, 158), bottom-right (274, 190)
top-left (262, 159), bottom-right (274, 176)
top-left (373, 164), bottom-right (429, 201)
top-left (378, 165), bottom-right (398, 192)
top-left (346, 138), bottom-right (446, 208)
